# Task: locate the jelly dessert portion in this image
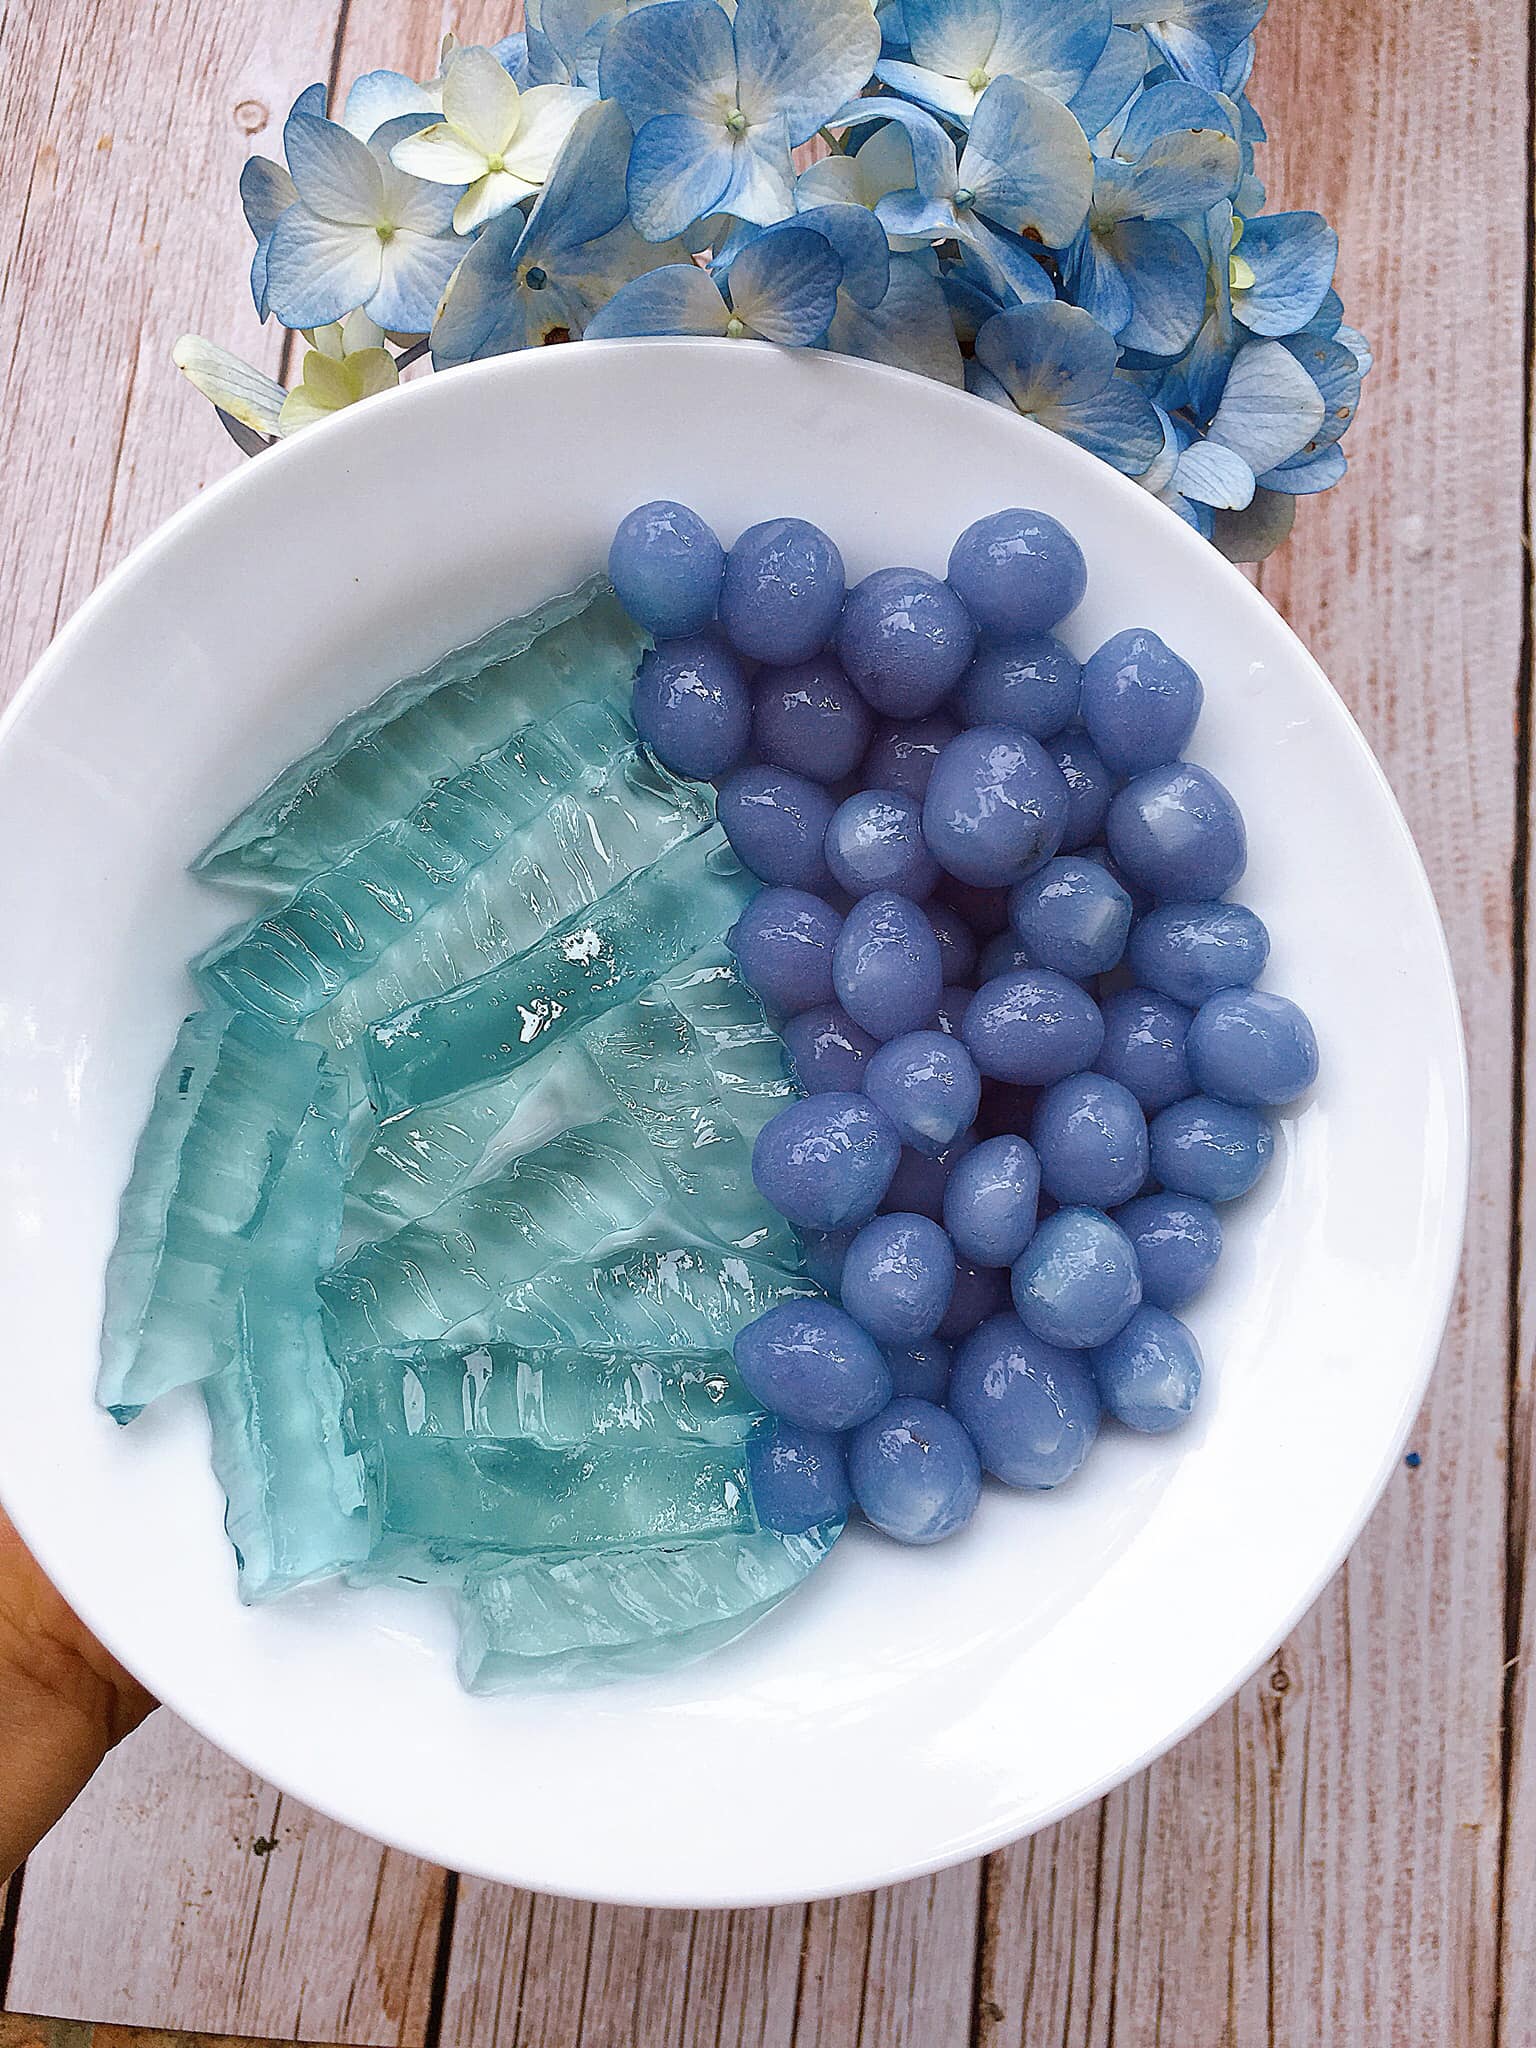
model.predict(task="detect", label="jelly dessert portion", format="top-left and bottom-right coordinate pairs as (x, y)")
top-left (101, 548), bottom-right (938, 1691)
top-left (485, 1239), bottom-right (816, 1352)
top-left (309, 742), bottom-right (712, 1052)
top-left (455, 1522), bottom-right (842, 1692)
top-left (342, 947), bottom-right (794, 1245)
top-left (194, 699), bottom-right (635, 1028)
top-left (363, 827), bottom-right (754, 1115)
top-left (97, 1010), bottom-right (347, 1421)
top-left (346, 1342), bottom-right (758, 1451)
top-left (202, 1082), bottom-right (369, 1604)
top-left (195, 579), bottom-right (648, 893)
top-left (320, 1113), bottom-right (670, 1358)
top-left (362, 1429), bottom-right (756, 1571)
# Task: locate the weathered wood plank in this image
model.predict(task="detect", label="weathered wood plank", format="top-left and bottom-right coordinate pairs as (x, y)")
top-left (6, 1717), bottom-right (446, 2043)
top-left (1497, 0), bottom-right (1536, 2021)
top-left (977, 0), bottom-right (1524, 2040)
top-left (437, 1871), bottom-right (980, 2048)
top-left (0, 1), bottom-right (451, 2038)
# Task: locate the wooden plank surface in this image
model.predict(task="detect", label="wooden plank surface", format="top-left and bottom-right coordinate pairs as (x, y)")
top-left (0, 0), bottom-right (1528, 2041)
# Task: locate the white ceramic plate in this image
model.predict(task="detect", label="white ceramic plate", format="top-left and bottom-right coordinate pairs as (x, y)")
top-left (0, 342), bottom-right (1467, 1906)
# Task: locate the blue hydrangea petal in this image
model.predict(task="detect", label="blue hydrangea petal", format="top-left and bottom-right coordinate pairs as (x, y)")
top-left (828, 97), bottom-right (960, 202)
top-left (1111, 217), bottom-right (1206, 355)
top-left (1234, 210), bottom-right (1337, 336)
top-left (371, 227), bottom-right (467, 333)
top-left (524, 96), bottom-right (637, 250)
top-left (1104, 128), bottom-right (1240, 220)
top-left (1045, 376), bottom-right (1165, 472)
top-left (1335, 323), bottom-right (1373, 376)
top-left (1211, 486), bottom-right (1294, 563)
top-left (974, 301), bottom-right (1119, 410)
top-left (429, 207), bottom-right (529, 364)
top-left (876, 184), bottom-right (957, 242)
top-left (1061, 222), bottom-right (1133, 334)
top-left (342, 68), bottom-right (439, 141)
top-left (829, 250), bottom-right (965, 385)
top-left (265, 208), bottom-right (383, 328)
top-left (585, 260), bottom-right (731, 335)
top-left (1174, 435), bottom-right (1255, 507)
top-left (1256, 443), bottom-right (1346, 495)
top-left (285, 111), bottom-right (385, 224)
top-left (1117, 0), bottom-right (1264, 89)
top-left (1115, 76), bottom-right (1235, 155)
top-left (963, 76), bottom-right (1093, 247)
top-left (601, 0), bottom-right (738, 128)
top-left (1139, 402), bottom-right (1182, 493)
top-left (943, 257), bottom-right (1008, 347)
top-left (1163, 489), bottom-right (1216, 537)
top-left (988, 0), bottom-right (1112, 102)
top-left (714, 111), bottom-right (797, 225)
top-left (627, 111), bottom-right (735, 238)
top-left (540, 0), bottom-right (621, 84)
top-left (873, 55), bottom-right (987, 125)
top-left (734, 0), bottom-right (881, 145)
top-left (288, 82), bottom-right (328, 127)
top-left (491, 31), bottom-right (532, 84)
top-left (1220, 31), bottom-right (1257, 93)
top-left (527, 25), bottom-right (573, 84)
top-left (956, 217), bottom-right (1057, 305)
top-left (1277, 332), bottom-right (1360, 455)
top-left (373, 119), bottom-right (466, 235)
top-left (965, 355), bottom-right (1013, 405)
top-left (727, 223), bottom-right (842, 343)
top-left (241, 155), bottom-right (299, 240)
top-left (1297, 285), bottom-right (1343, 338)
top-left (901, 0), bottom-right (1000, 77)
top-left (1068, 25), bottom-right (1149, 138)
top-left (878, 0), bottom-right (911, 52)
top-left (780, 199), bottom-right (890, 307)
top-left (1205, 337), bottom-right (1326, 474)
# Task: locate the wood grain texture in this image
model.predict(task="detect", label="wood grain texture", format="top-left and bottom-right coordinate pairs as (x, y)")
top-left (435, 1866), bottom-right (980, 2047)
top-left (6, 1717), bottom-right (446, 2043)
top-left (976, 1), bottom-right (1527, 2042)
top-left (0, 0), bottom-right (1529, 2041)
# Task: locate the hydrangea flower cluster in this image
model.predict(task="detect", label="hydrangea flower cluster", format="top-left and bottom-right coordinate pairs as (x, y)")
top-left (176, 0), bottom-right (1369, 561)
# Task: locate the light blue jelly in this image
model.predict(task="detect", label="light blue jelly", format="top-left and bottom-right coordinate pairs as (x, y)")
top-left (196, 579), bottom-right (648, 893)
top-left (321, 1113), bottom-right (670, 1357)
top-left (362, 829), bottom-right (754, 1115)
top-left (306, 743), bottom-right (713, 1052)
top-left (345, 1341), bottom-right (759, 1450)
top-left (195, 700), bottom-right (634, 1027)
top-left (97, 1009), bottom-right (345, 1422)
top-left (455, 1522), bottom-right (841, 1693)
top-left (203, 1068), bottom-right (369, 1603)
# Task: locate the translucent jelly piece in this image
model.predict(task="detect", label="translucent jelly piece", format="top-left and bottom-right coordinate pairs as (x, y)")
top-left (196, 579), bottom-right (648, 892)
top-left (320, 1114), bottom-right (669, 1357)
top-left (194, 700), bottom-right (632, 1029)
top-left (202, 1068), bottom-right (369, 1603)
top-left (362, 1431), bottom-right (755, 1568)
top-left (341, 948), bottom-right (795, 1246)
top-left (97, 1010), bottom-right (334, 1422)
top-left (346, 1341), bottom-right (758, 1449)
top-left (485, 1239), bottom-right (816, 1352)
top-left (659, 950), bottom-right (800, 1141)
top-left (364, 829), bottom-right (755, 1115)
top-left (307, 744), bottom-right (712, 1052)
top-left (340, 1034), bottom-right (613, 1247)
top-left (455, 1522), bottom-right (843, 1692)
top-left (583, 977), bottom-right (795, 1257)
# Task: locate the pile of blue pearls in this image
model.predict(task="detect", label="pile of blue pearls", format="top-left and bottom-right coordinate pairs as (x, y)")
top-left (610, 500), bottom-right (1319, 1548)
